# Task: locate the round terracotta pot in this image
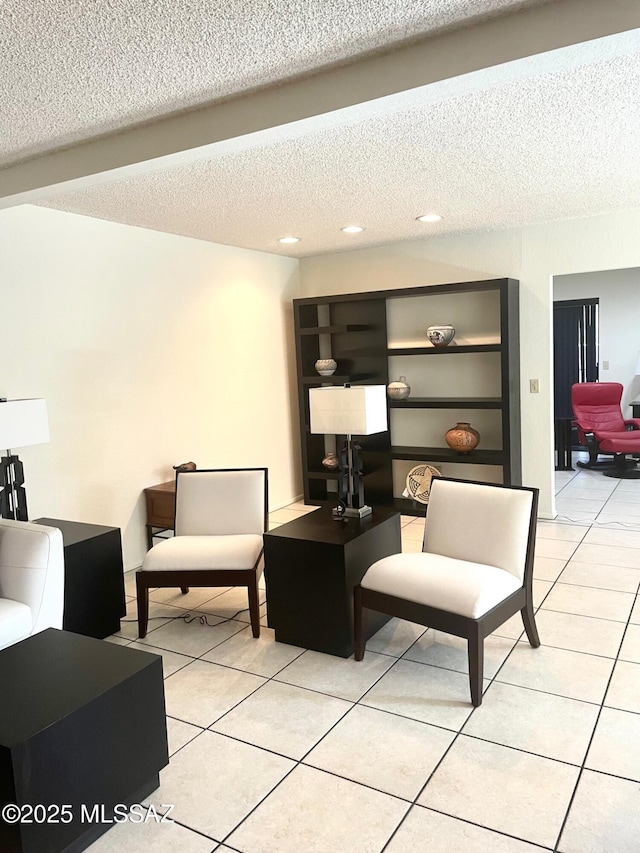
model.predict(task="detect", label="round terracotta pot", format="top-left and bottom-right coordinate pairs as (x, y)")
top-left (445, 422), bottom-right (480, 453)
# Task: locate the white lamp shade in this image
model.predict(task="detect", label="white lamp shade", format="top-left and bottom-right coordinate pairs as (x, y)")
top-left (0, 399), bottom-right (50, 450)
top-left (309, 385), bottom-right (388, 435)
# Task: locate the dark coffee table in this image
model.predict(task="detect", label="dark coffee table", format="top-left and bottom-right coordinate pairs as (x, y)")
top-left (0, 629), bottom-right (168, 853)
top-left (264, 506), bottom-right (401, 657)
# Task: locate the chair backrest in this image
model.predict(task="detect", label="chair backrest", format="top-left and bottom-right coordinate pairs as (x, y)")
top-left (175, 468), bottom-right (267, 536)
top-left (0, 519), bottom-right (64, 633)
top-left (571, 382), bottom-right (625, 433)
top-left (423, 478), bottom-right (538, 582)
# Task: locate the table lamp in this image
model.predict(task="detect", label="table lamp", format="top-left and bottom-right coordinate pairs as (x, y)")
top-left (0, 398), bottom-right (50, 521)
top-left (309, 385), bottom-right (387, 518)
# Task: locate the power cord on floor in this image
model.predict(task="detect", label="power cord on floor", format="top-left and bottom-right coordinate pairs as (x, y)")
top-left (120, 601), bottom-right (266, 628)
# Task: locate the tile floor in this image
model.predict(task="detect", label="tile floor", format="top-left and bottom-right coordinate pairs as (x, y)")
top-left (91, 459), bottom-right (640, 852)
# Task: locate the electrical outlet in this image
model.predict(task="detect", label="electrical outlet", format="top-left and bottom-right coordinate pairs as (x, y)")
top-left (530, 379), bottom-right (539, 393)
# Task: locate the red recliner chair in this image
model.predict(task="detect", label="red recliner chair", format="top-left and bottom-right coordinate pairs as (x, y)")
top-left (571, 382), bottom-right (640, 478)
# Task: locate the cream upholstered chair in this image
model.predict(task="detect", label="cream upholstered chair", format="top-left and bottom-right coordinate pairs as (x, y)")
top-left (0, 519), bottom-right (64, 651)
top-left (354, 477), bottom-right (539, 706)
top-left (136, 468), bottom-right (267, 639)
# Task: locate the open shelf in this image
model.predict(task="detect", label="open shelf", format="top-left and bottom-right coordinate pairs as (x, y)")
top-left (299, 324), bottom-right (371, 335)
top-left (387, 344), bottom-right (502, 356)
top-left (389, 397), bottom-right (502, 409)
top-left (391, 446), bottom-right (504, 465)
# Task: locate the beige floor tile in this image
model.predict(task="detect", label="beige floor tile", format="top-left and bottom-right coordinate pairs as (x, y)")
top-left (536, 522), bottom-right (590, 542)
top-left (464, 681), bottom-right (599, 764)
top-left (166, 717), bottom-right (203, 756)
top-left (541, 583), bottom-right (635, 622)
top-left (136, 614), bottom-right (246, 657)
top-left (274, 648), bottom-right (395, 701)
top-left (195, 586), bottom-right (262, 623)
top-left (401, 537), bottom-right (423, 553)
top-left (103, 634), bottom-right (131, 646)
top-left (113, 598), bottom-right (177, 640)
top-left (619, 624), bottom-right (640, 663)
top-left (533, 555), bottom-right (566, 582)
top-left (554, 510), bottom-right (598, 523)
top-left (632, 596), bottom-right (640, 624)
top-left (149, 585), bottom-right (230, 610)
top-left (558, 560), bottom-right (640, 593)
top-left (555, 497), bottom-right (607, 514)
top-left (594, 514), bottom-right (640, 528)
top-left (268, 507), bottom-right (312, 524)
top-left (572, 541), bottom-right (640, 568)
top-left (84, 812), bottom-right (214, 852)
top-left (361, 658), bottom-right (482, 731)
top-left (492, 612), bottom-right (525, 640)
top-left (402, 630), bottom-right (516, 678)
top-left (163, 659), bottom-right (266, 727)
top-left (418, 736), bottom-right (578, 848)
top-left (601, 500), bottom-right (640, 521)
top-left (385, 805), bottom-right (547, 853)
top-left (584, 526), bottom-right (640, 548)
top-left (126, 641), bottom-right (194, 677)
top-left (605, 660), bottom-right (640, 713)
top-left (607, 491), bottom-right (640, 505)
top-left (366, 617), bottom-right (427, 657)
top-left (496, 643), bottom-right (614, 704)
top-left (150, 730), bottom-right (294, 840)
top-left (534, 538), bottom-right (580, 560)
top-left (586, 707), bottom-right (640, 781)
top-left (226, 764), bottom-right (408, 853)
top-left (401, 522), bottom-right (425, 542)
top-left (534, 609), bottom-right (626, 658)
top-left (201, 625), bottom-right (304, 676)
top-left (305, 704), bottom-right (455, 800)
top-left (532, 579), bottom-right (553, 607)
top-left (558, 769), bottom-right (640, 853)
top-left (211, 680), bottom-right (351, 759)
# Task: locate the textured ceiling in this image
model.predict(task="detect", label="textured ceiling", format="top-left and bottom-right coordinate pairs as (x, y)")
top-left (3, 1), bottom-right (639, 257)
top-left (0, 0), bottom-right (546, 164)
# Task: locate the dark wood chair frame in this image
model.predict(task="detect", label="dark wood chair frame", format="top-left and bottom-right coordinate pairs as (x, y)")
top-left (136, 467), bottom-right (268, 640)
top-left (354, 479), bottom-right (540, 707)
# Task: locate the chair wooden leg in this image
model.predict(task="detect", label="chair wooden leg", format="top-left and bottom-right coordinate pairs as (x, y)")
top-left (247, 575), bottom-right (261, 638)
top-left (468, 627), bottom-right (484, 707)
top-left (136, 571), bottom-right (150, 639)
top-left (180, 586), bottom-right (189, 594)
top-left (521, 599), bottom-right (540, 648)
top-left (354, 584), bottom-right (365, 660)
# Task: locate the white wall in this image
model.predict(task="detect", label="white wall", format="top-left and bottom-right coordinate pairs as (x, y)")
top-left (300, 208), bottom-right (640, 517)
top-left (554, 267), bottom-right (640, 412)
top-left (1, 205), bottom-right (301, 569)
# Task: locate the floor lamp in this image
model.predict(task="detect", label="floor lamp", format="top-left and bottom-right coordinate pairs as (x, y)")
top-left (309, 384), bottom-right (388, 518)
top-left (0, 398), bottom-right (50, 521)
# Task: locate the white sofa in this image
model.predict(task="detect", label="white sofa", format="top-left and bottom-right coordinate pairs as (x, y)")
top-left (0, 518), bottom-right (64, 651)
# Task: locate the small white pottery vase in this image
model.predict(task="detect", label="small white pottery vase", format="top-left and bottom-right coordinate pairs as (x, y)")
top-left (315, 358), bottom-right (338, 376)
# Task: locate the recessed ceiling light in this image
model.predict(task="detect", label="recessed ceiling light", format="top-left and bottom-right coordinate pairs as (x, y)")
top-left (416, 213), bottom-right (442, 223)
top-left (278, 236), bottom-right (300, 244)
top-left (341, 225), bottom-right (364, 233)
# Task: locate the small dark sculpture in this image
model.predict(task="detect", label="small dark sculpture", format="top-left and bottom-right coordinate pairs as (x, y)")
top-left (173, 461), bottom-right (197, 473)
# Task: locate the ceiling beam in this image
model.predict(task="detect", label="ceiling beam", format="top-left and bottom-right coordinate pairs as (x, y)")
top-left (1, 0), bottom-right (638, 207)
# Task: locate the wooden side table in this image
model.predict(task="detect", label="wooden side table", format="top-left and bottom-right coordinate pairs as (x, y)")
top-left (631, 401), bottom-right (640, 418)
top-left (34, 518), bottom-right (126, 639)
top-left (144, 480), bottom-right (176, 548)
top-left (264, 506), bottom-right (401, 657)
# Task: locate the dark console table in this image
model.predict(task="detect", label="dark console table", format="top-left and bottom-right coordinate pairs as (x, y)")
top-left (0, 629), bottom-right (168, 853)
top-left (34, 518), bottom-right (126, 639)
top-left (143, 480), bottom-right (175, 548)
top-left (264, 506), bottom-right (401, 657)
top-left (631, 401), bottom-right (640, 418)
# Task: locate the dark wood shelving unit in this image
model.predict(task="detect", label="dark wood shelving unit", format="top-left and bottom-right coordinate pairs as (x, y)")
top-left (293, 278), bottom-right (521, 515)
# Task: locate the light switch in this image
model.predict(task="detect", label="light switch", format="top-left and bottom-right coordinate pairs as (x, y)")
top-left (602, 360), bottom-right (609, 370)
top-left (530, 379), bottom-right (539, 393)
